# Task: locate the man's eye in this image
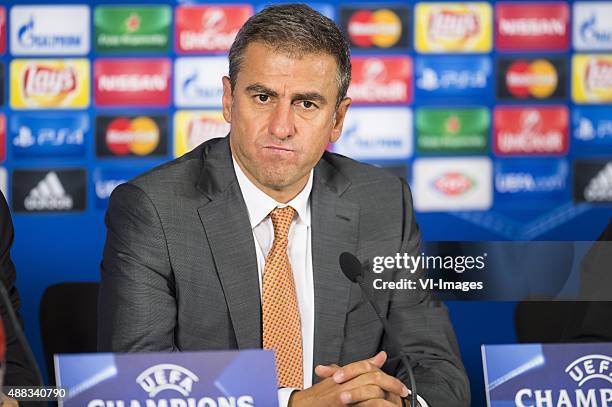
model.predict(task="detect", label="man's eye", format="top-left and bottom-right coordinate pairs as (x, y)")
top-left (300, 101), bottom-right (316, 109)
top-left (257, 94), bottom-right (269, 103)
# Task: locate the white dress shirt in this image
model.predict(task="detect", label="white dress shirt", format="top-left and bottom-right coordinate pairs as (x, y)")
top-left (233, 158), bottom-right (428, 407)
top-left (233, 158), bottom-right (314, 406)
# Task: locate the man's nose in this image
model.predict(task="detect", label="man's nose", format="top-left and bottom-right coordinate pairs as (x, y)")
top-left (268, 102), bottom-right (295, 140)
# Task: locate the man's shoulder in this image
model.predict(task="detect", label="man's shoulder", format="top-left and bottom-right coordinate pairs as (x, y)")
top-left (126, 138), bottom-right (219, 196)
top-left (321, 151), bottom-right (405, 189)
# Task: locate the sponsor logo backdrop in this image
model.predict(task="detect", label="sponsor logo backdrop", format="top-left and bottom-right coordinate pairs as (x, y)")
top-left (1, 3), bottom-right (611, 406)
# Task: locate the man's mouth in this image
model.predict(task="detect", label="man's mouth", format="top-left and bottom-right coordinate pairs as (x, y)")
top-left (264, 145), bottom-right (294, 152)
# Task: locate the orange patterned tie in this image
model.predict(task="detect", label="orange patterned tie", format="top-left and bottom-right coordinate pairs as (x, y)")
top-left (262, 206), bottom-right (304, 389)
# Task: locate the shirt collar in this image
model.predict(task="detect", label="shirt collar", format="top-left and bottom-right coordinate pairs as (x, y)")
top-left (232, 156), bottom-right (312, 229)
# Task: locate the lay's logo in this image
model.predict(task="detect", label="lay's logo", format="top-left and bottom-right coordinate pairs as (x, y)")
top-left (415, 3), bottom-right (492, 53)
top-left (340, 6), bottom-right (410, 49)
top-left (174, 110), bottom-right (229, 157)
top-left (10, 59), bottom-right (89, 109)
top-left (573, 54), bottom-right (612, 103)
top-left (24, 65), bottom-right (76, 97)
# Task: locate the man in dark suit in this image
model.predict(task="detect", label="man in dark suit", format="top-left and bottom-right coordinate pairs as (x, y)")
top-left (99, 5), bottom-right (469, 406)
top-left (1, 191), bottom-right (42, 406)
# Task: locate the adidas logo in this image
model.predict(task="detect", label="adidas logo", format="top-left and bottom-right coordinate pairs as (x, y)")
top-left (584, 163), bottom-right (612, 202)
top-left (24, 172), bottom-right (73, 210)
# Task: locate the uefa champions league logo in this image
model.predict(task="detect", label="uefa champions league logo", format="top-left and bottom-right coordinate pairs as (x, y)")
top-left (136, 364), bottom-right (199, 397)
top-left (515, 354), bottom-right (612, 407)
top-left (565, 355), bottom-right (612, 387)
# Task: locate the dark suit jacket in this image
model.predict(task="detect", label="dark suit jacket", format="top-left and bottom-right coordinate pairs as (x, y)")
top-left (563, 219), bottom-right (612, 342)
top-left (0, 191), bottom-right (41, 386)
top-left (99, 137), bottom-right (470, 406)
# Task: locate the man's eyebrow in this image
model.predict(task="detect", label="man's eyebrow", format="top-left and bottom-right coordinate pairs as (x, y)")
top-left (245, 83), bottom-right (278, 98)
top-left (292, 92), bottom-right (327, 105)
top-left (245, 83), bottom-right (328, 105)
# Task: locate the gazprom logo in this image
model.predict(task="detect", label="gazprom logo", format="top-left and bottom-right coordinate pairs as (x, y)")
top-left (566, 355), bottom-right (612, 387)
top-left (136, 364), bottom-right (199, 397)
top-left (18, 17), bottom-right (81, 49)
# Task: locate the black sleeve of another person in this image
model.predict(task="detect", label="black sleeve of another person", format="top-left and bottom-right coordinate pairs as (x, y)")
top-left (0, 191), bottom-right (40, 386)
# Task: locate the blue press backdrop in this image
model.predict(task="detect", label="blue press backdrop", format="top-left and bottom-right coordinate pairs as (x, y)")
top-left (1, 0), bottom-right (611, 406)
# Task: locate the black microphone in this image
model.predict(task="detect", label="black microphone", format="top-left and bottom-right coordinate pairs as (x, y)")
top-left (339, 252), bottom-right (418, 407)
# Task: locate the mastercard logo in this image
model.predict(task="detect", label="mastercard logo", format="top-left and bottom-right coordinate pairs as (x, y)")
top-left (506, 59), bottom-right (558, 99)
top-left (105, 116), bottom-right (159, 156)
top-left (347, 9), bottom-right (402, 48)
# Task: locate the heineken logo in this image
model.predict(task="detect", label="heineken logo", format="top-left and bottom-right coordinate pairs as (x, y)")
top-left (94, 6), bottom-right (171, 51)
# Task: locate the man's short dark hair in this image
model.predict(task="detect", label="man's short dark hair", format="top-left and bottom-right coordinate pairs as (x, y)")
top-left (228, 3), bottom-right (351, 107)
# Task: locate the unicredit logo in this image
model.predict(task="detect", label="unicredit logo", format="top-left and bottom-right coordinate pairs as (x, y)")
top-left (348, 57), bottom-right (409, 103)
top-left (585, 58), bottom-right (612, 92)
top-left (433, 172), bottom-right (474, 196)
top-left (497, 110), bottom-right (564, 154)
top-left (23, 65), bottom-right (76, 97)
top-left (428, 10), bottom-right (479, 40)
top-left (180, 8), bottom-right (234, 51)
top-left (176, 6), bottom-right (252, 52)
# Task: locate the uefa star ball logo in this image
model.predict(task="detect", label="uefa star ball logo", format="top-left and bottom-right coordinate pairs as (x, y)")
top-left (136, 364), bottom-right (199, 397)
top-left (565, 355), bottom-right (612, 387)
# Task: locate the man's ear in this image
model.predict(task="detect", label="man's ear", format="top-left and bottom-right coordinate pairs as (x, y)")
top-left (330, 97), bottom-right (352, 143)
top-left (222, 76), bottom-right (233, 124)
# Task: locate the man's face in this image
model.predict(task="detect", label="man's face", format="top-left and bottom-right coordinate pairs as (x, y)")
top-left (223, 41), bottom-right (351, 202)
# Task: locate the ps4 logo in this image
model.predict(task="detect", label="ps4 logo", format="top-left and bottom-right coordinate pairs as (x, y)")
top-left (13, 126), bottom-right (84, 148)
top-left (575, 117), bottom-right (612, 141)
top-left (417, 68), bottom-right (487, 91)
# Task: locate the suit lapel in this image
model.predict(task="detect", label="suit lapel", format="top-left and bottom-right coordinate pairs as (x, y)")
top-left (195, 141), bottom-right (361, 371)
top-left (311, 156), bottom-right (360, 382)
top-left (196, 138), bottom-right (262, 349)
